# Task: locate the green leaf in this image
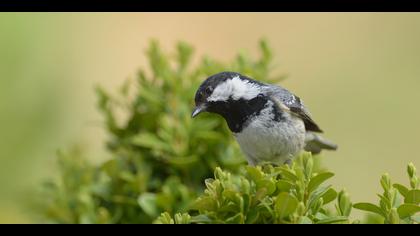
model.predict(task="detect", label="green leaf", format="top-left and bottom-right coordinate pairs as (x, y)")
top-left (225, 213), bottom-right (244, 224)
top-left (308, 172), bottom-right (335, 193)
top-left (404, 189), bottom-right (420, 204)
top-left (298, 216), bottom-right (313, 224)
top-left (380, 173), bottom-right (391, 191)
top-left (192, 196), bottom-right (217, 211)
top-left (307, 185), bottom-right (332, 210)
top-left (410, 176), bottom-right (419, 190)
top-left (276, 180), bottom-right (294, 192)
top-left (194, 130), bottom-right (224, 141)
top-left (176, 41), bottom-right (194, 71)
top-left (407, 162), bottom-right (416, 179)
top-left (246, 208), bottom-right (260, 224)
top-left (218, 203), bottom-right (239, 213)
top-left (222, 189), bottom-right (239, 202)
top-left (174, 213), bottom-right (192, 224)
top-left (190, 214), bottom-right (213, 224)
top-left (101, 159), bottom-right (118, 177)
top-left (314, 212), bottom-right (329, 220)
top-left (256, 179), bottom-right (276, 195)
top-left (259, 39), bottom-right (272, 63)
top-left (315, 216), bottom-right (348, 224)
top-left (397, 204), bottom-right (420, 218)
top-left (246, 166), bottom-right (263, 182)
top-left (154, 212), bottom-right (174, 224)
top-left (138, 193), bottom-right (158, 217)
top-left (353, 203), bottom-right (385, 217)
top-left (168, 155), bottom-right (199, 166)
top-left (303, 154), bottom-right (313, 179)
top-left (131, 133), bottom-right (172, 152)
top-left (275, 192), bottom-right (299, 219)
top-left (393, 183), bottom-right (409, 197)
top-left (389, 208), bottom-right (400, 224)
top-left (311, 198), bottom-right (324, 214)
top-left (411, 214), bottom-right (420, 223)
top-left (337, 190), bottom-right (352, 216)
top-left (278, 167), bottom-right (298, 182)
top-left (322, 188), bottom-right (338, 205)
top-left (377, 193), bottom-right (391, 210)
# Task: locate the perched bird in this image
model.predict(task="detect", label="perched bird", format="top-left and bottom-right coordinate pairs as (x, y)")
top-left (191, 71), bottom-right (337, 166)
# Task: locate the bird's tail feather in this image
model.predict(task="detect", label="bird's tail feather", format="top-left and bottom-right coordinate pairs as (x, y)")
top-left (304, 132), bottom-right (338, 154)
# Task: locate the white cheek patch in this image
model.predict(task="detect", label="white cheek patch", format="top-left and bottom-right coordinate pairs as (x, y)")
top-left (208, 76), bottom-right (261, 102)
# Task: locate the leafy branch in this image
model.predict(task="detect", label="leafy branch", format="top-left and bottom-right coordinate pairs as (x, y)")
top-left (354, 163), bottom-right (420, 224)
top-left (35, 40), bottom-right (419, 224)
top-left (155, 153), bottom-right (353, 224)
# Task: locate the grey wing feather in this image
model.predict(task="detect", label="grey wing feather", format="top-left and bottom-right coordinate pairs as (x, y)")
top-left (262, 85), bottom-right (323, 133)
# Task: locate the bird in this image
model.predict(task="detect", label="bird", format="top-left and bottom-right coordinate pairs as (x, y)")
top-left (191, 71), bottom-right (337, 166)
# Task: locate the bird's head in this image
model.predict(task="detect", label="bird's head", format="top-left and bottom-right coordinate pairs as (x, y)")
top-left (191, 71), bottom-right (266, 118)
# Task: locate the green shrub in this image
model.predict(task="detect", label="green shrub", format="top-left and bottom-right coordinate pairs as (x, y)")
top-left (155, 153), bottom-right (353, 224)
top-left (155, 156), bottom-right (420, 224)
top-left (353, 162), bottom-right (420, 224)
top-left (35, 40), bottom-right (419, 224)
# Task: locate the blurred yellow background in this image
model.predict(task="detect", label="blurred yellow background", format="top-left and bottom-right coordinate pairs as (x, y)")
top-left (1, 13), bottom-right (420, 223)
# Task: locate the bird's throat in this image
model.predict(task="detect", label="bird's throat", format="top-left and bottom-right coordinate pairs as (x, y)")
top-left (214, 96), bottom-right (270, 133)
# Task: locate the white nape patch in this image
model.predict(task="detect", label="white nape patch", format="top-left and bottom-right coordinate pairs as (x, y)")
top-left (207, 76), bottom-right (262, 102)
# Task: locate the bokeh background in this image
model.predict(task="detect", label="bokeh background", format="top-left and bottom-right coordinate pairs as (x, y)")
top-left (1, 13), bottom-right (420, 223)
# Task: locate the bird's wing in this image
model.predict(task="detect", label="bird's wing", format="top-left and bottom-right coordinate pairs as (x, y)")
top-left (263, 85), bottom-right (323, 133)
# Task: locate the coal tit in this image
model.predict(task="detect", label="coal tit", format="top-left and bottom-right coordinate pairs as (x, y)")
top-left (192, 71), bottom-right (337, 166)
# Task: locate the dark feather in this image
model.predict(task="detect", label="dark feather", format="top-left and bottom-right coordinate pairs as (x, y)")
top-left (289, 106), bottom-right (323, 133)
top-left (264, 85), bottom-right (323, 133)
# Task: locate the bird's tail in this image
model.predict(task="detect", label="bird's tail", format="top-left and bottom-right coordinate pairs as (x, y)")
top-left (304, 132), bottom-right (338, 154)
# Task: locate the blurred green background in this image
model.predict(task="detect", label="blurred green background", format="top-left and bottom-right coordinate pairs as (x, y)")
top-left (1, 13), bottom-right (420, 223)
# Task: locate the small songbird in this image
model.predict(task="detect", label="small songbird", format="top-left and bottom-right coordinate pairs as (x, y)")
top-left (191, 71), bottom-right (337, 166)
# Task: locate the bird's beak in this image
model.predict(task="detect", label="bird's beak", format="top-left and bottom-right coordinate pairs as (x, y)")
top-left (191, 104), bottom-right (207, 118)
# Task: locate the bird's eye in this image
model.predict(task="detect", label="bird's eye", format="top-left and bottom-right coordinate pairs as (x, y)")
top-left (205, 87), bottom-right (213, 95)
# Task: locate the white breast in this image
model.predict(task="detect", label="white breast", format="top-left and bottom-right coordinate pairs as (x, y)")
top-left (234, 102), bottom-right (306, 166)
